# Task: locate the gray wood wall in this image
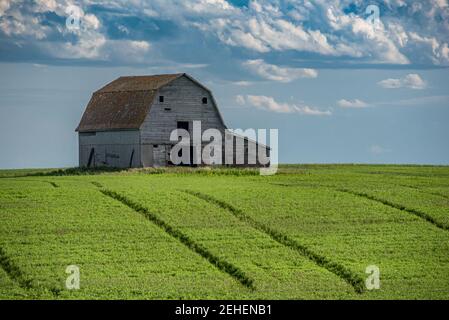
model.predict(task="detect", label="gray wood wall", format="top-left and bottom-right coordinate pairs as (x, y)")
top-left (78, 130), bottom-right (140, 168)
top-left (139, 75), bottom-right (226, 166)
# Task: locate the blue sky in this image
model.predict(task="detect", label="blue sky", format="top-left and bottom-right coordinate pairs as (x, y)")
top-left (0, 0), bottom-right (448, 168)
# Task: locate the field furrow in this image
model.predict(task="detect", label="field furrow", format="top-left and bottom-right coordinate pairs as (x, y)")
top-left (0, 246), bottom-right (60, 299)
top-left (0, 247), bottom-right (33, 290)
top-left (1, 164), bottom-right (448, 300)
top-left (337, 188), bottom-right (449, 231)
top-left (99, 188), bottom-right (255, 290)
top-left (98, 178), bottom-right (357, 299)
top-left (0, 178), bottom-right (249, 299)
top-left (191, 178), bottom-right (449, 299)
top-left (184, 190), bottom-right (365, 293)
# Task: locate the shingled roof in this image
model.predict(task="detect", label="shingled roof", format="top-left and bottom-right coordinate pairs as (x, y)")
top-left (76, 74), bottom-right (185, 132)
top-left (96, 74), bottom-right (183, 93)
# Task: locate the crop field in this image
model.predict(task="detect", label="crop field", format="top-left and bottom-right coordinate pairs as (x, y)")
top-left (0, 164), bottom-right (448, 300)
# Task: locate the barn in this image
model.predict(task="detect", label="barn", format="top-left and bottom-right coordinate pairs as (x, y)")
top-left (76, 73), bottom-right (270, 168)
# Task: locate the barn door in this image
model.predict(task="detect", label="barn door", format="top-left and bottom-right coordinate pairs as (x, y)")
top-left (141, 144), bottom-right (153, 167)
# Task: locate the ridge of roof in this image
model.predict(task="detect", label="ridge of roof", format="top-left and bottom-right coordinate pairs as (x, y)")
top-left (96, 73), bottom-right (185, 93)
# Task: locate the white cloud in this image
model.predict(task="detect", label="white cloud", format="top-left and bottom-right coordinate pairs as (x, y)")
top-left (0, 1), bottom-right (108, 59)
top-left (213, 0), bottom-right (448, 65)
top-left (203, 14), bottom-right (350, 56)
top-left (375, 95), bottom-right (449, 107)
top-left (185, 0), bottom-right (236, 14)
top-left (32, 63), bottom-right (47, 68)
top-left (298, 105), bottom-right (332, 116)
top-left (369, 145), bottom-right (390, 155)
top-left (0, 9), bottom-right (49, 39)
top-left (54, 36), bottom-right (107, 60)
top-left (0, 1), bottom-right (157, 63)
top-left (117, 25), bottom-right (130, 35)
top-left (0, 0), bottom-right (10, 16)
top-left (104, 40), bottom-right (151, 62)
top-left (139, 0), bottom-right (238, 19)
top-left (177, 63), bottom-right (208, 69)
top-left (1, 0), bottom-right (449, 67)
top-left (232, 81), bottom-right (253, 86)
top-left (129, 40), bottom-right (150, 51)
top-left (186, 0), bottom-right (449, 65)
top-left (243, 59), bottom-right (317, 82)
top-left (339, 95), bottom-right (449, 109)
top-left (191, 0), bottom-right (413, 64)
top-left (337, 99), bottom-right (368, 108)
top-left (49, 38), bottom-right (151, 62)
top-left (235, 94), bottom-right (246, 105)
top-left (237, 95), bottom-right (331, 116)
top-left (378, 74), bottom-right (427, 89)
top-left (327, 6), bottom-right (409, 63)
top-left (83, 13), bottom-right (100, 30)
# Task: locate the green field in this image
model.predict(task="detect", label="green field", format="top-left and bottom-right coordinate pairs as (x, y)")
top-left (0, 165), bottom-right (448, 299)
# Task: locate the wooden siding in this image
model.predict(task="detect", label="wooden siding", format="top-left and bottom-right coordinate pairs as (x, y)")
top-left (139, 75), bottom-right (226, 145)
top-left (152, 145), bottom-right (168, 167)
top-left (78, 130), bottom-right (141, 168)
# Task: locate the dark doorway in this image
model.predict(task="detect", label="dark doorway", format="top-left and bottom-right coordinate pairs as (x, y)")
top-left (177, 121), bottom-right (189, 131)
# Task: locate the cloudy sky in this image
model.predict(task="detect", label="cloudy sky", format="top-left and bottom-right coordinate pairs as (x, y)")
top-left (0, 0), bottom-right (448, 168)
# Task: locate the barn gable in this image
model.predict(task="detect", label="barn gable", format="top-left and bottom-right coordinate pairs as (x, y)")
top-left (140, 75), bottom-right (226, 144)
top-left (76, 73), bottom-right (226, 133)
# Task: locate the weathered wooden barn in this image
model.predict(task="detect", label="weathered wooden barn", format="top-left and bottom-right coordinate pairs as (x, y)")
top-left (76, 73), bottom-right (269, 168)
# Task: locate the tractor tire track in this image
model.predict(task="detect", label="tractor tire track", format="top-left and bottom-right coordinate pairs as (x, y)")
top-left (0, 247), bottom-right (61, 297)
top-left (1, 178), bottom-right (59, 188)
top-left (91, 181), bottom-right (103, 188)
top-left (274, 182), bottom-right (449, 231)
top-left (43, 180), bottom-right (59, 188)
top-left (98, 188), bottom-right (255, 290)
top-left (0, 247), bottom-right (34, 290)
top-left (393, 183), bottom-right (449, 201)
top-left (337, 188), bottom-right (449, 232)
top-left (184, 190), bottom-right (365, 294)
top-left (269, 182), bottom-right (323, 188)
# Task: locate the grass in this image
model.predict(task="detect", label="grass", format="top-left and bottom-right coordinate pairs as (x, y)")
top-left (99, 188), bottom-right (255, 290)
top-left (0, 164), bottom-right (448, 299)
top-left (184, 190), bottom-right (365, 293)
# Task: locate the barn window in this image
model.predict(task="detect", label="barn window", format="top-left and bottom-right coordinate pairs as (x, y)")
top-left (164, 107), bottom-right (171, 111)
top-left (159, 96), bottom-right (164, 103)
top-left (154, 144), bottom-right (158, 148)
top-left (177, 121), bottom-right (189, 131)
top-left (202, 97), bottom-right (208, 104)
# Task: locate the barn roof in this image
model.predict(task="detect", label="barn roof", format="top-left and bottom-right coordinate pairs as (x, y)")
top-left (76, 73), bottom-right (185, 132)
top-left (96, 74), bottom-right (183, 93)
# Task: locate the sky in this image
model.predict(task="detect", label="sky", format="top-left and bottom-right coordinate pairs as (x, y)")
top-left (0, 0), bottom-right (448, 169)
